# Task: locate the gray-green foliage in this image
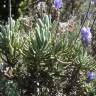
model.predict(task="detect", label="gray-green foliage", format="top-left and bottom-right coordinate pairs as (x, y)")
top-left (0, 15), bottom-right (96, 96)
top-left (0, 19), bottom-right (23, 67)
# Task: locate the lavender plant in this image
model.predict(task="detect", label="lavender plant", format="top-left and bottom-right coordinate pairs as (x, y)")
top-left (0, 0), bottom-right (96, 96)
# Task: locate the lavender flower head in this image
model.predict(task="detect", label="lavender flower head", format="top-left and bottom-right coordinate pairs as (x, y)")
top-left (80, 27), bottom-right (92, 48)
top-left (86, 71), bottom-right (95, 82)
top-left (52, 0), bottom-right (63, 10)
top-left (91, 0), bottom-right (96, 5)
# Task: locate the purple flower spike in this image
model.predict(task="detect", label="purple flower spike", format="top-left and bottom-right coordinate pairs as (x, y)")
top-left (86, 71), bottom-right (95, 82)
top-left (52, 0), bottom-right (63, 10)
top-left (80, 27), bottom-right (92, 48)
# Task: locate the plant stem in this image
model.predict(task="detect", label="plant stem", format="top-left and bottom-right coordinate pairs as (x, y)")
top-left (9, 0), bottom-right (12, 31)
